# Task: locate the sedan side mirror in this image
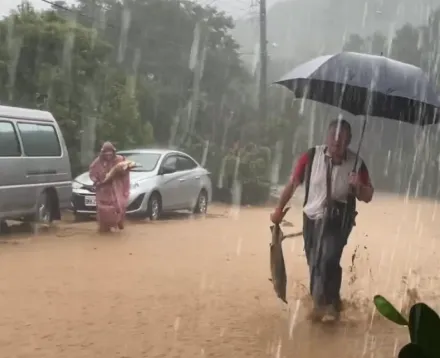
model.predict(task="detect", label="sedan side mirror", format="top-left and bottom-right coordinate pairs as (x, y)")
top-left (159, 165), bottom-right (176, 175)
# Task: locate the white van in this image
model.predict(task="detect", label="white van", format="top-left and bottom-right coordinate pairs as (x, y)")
top-left (0, 105), bottom-right (72, 225)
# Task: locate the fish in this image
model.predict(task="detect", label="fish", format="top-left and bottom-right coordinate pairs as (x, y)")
top-left (269, 207), bottom-right (302, 304)
top-left (103, 160), bottom-right (137, 183)
top-left (269, 223), bottom-right (288, 304)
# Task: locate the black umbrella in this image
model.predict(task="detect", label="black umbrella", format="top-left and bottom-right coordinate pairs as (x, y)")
top-left (275, 52), bottom-right (440, 168)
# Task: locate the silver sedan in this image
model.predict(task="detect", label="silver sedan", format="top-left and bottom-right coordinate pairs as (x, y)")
top-left (71, 149), bottom-right (212, 220)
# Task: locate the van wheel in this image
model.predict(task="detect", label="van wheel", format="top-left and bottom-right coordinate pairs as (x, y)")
top-left (147, 192), bottom-right (162, 221)
top-left (193, 190), bottom-right (208, 215)
top-left (35, 191), bottom-right (53, 225)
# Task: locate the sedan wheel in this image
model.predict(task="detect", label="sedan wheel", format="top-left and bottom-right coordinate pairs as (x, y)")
top-left (194, 190), bottom-right (208, 215)
top-left (147, 193), bottom-right (161, 221)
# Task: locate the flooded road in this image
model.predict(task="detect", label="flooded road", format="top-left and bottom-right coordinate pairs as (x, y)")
top-left (0, 197), bottom-right (438, 357)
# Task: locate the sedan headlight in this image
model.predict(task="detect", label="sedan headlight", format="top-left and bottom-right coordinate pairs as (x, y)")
top-left (72, 181), bottom-right (82, 190)
top-left (130, 182), bottom-right (140, 190)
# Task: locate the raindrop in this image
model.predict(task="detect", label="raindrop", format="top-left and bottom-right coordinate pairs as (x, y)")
top-left (270, 140), bottom-right (283, 189)
top-left (251, 43), bottom-right (260, 76)
top-left (200, 273), bottom-right (207, 291)
top-left (133, 48), bottom-right (142, 76)
top-left (189, 22), bottom-right (201, 70)
top-left (275, 339), bottom-right (282, 358)
top-left (236, 236), bottom-right (242, 256)
top-left (217, 157), bottom-right (226, 189)
top-left (117, 7), bottom-right (131, 63)
top-left (174, 317), bottom-right (181, 331)
top-left (62, 25), bottom-right (75, 80)
top-left (290, 239), bottom-right (296, 253)
top-left (265, 341), bottom-right (271, 354)
top-left (288, 299), bottom-right (301, 339)
top-left (200, 140), bottom-right (209, 167)
top-left (393, 338), bottom-right (400, 356)
top-left (220, 111), bottom-right (234, 152)
top-left (361, 332), bottom-right (371, 357)
top-left (230, 180), bottom-right (242, 220)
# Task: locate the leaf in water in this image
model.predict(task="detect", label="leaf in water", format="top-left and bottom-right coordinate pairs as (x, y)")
top-left (408, 303), bottom-right (440, 357)
top-left (398, 343), bottom-right (429, 358)
top-left (373, 295), bottom-right (408, 325)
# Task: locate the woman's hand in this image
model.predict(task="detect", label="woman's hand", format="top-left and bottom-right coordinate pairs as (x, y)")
top-left (93, 181), bottom-right (102, 189)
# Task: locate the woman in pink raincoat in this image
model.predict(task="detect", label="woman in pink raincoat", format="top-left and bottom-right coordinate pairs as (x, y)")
top-left (89, 142), bottom-right (130, 233)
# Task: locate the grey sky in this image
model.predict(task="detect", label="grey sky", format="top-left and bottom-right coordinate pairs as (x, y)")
top-left (0, 0), bottom-right (275, 18)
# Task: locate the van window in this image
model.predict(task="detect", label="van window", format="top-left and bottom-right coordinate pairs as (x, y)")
top-left (0, 121), bottom-right (21, 157)
top-left (17, 122), bottom-right (61, 157)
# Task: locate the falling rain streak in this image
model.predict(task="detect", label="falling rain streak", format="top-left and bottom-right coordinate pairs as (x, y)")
top-left (1, 0), bottom-right (440, 357)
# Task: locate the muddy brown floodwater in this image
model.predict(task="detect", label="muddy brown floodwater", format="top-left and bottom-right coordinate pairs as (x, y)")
top-left (0, 196), bottom-right (439, 358)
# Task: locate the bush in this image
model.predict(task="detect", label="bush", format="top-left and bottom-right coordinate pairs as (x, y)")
top-left (373, 295), bottom-right (440, 358)
top-left (183, 140), bottom-right (272, 205)
top-left (241, 180), bottom-right (270, 205)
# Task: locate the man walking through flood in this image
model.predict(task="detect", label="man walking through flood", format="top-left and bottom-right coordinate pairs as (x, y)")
top-left (270, 119), bottom-right (374, 321)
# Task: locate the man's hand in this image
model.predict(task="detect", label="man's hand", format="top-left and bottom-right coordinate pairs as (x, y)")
top-left (348, 172), bottom-right (362, 189)
top-left (270, 207), bottom-right (290, 224)
top-left (348, 172), bottom-right (373, 203)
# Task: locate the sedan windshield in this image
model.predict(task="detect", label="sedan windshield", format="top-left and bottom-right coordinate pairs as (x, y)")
top-left (120, 152), bottom-right (161, 172)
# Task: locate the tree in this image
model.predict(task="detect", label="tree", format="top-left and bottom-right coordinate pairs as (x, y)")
top-left (97, 72), bottom-right (154, 150)
top-left (0, 0), bottom-right (278, 203)
top-left (343, 32), bottom-right (386, 55)
top-left (0, 3), bottom-right (113, 173)
top-left (69, 0), bottom-right (251, 146)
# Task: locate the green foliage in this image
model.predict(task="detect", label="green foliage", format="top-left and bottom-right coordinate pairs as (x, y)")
top-left (96, 73), bottom-right (153, 150)
top-left (373, 295), bottom-right (440, 358)
top-left (220, 143), bottom-right (272, 205)
top-left (373, 295), bottom-right (408, 325)
top-left (0, 0), bottom-right (289, 198)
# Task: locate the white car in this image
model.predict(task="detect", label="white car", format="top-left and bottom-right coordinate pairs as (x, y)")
top-left (71, 149), bottom-right (212, 220)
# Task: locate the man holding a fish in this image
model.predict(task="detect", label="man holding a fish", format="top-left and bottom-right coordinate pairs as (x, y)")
top-left (270, 119), bottom-right (374, 321)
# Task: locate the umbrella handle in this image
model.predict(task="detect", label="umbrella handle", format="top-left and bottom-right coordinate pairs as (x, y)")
top-left (352, 116), bottom-right (368, 172)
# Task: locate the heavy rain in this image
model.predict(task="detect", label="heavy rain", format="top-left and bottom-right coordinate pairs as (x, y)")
top-left (0, 0), bottom-right (439, 356)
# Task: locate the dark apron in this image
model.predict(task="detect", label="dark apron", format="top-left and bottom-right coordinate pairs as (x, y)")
top-left (303, 156), bottom-right (357, 307)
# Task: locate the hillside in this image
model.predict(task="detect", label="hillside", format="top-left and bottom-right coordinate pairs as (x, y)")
top-left (233, 0), bottom-right (440, 66)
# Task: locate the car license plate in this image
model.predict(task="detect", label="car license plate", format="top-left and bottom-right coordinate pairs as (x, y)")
top-left (84, 196), bottom-right (96, 206)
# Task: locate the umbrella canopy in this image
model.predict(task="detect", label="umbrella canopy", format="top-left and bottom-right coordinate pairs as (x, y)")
top-left (276, 52), bottom-right (440, 125)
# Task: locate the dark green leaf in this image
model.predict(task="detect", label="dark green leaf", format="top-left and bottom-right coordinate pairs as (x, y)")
top-left (373, 295), bottom-right (408, 325)
top-left (399, 343), bottom-right (429, 358)
top-left (408, 303), bottom-right (440, 357)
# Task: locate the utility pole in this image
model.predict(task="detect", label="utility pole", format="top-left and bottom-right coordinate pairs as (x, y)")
top-left (259, 0), bottom-right (268, 123)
